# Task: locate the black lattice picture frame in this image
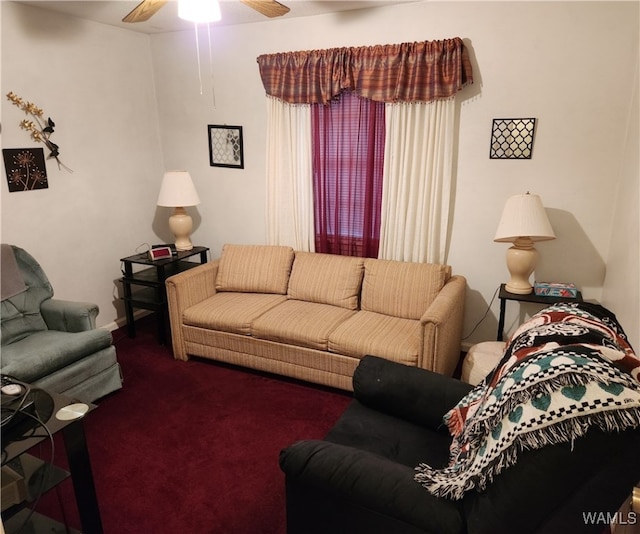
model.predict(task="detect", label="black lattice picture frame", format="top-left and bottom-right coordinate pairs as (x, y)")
top-left (208, 125), bottom-right (244, 169)
top-left (490, 118), bottom-right (537, 159)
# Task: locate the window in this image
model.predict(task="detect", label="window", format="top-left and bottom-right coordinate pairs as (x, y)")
top-left (311, 92), bottom-right (385, 258)
top-left (260, 38), bottom-right (472, 262)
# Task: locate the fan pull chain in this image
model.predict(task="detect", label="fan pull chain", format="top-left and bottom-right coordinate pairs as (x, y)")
top-left (193, 22), bottom-right (216, 109)
top-left (194, 22), bottom-right (204, 95)
top-left (207, 23), bottom-right (216, 109)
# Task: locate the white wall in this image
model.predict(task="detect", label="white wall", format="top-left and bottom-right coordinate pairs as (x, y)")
top-left (602, 53), bottom-right (640, 350)
top-left (1, 2), bottom-right (164, 328)
top-left (2, 1), bottom-right (638, 350)
top-left (150, 1), bottom-right (639, 345)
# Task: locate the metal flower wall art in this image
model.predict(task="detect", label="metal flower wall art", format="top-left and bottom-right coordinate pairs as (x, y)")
top-left (6, 91), bottom-right (72, 172)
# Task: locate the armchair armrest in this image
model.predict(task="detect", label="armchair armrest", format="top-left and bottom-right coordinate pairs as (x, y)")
top-left (40, 298), bottom-right (99, 332)
top-left (280, 439), bottom-right (464, 534)
top-left (353, 356), bottom-right (472, 429)
top-left (166, 260), bottom-right (219, 360)
top-left (420, 274), bottom-right (466, 376)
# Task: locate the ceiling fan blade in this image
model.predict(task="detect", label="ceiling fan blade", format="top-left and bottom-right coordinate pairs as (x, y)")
top-left (239, 0), bottom-right (290, 18)
top-left (123, 0), bottom-right (168, 23)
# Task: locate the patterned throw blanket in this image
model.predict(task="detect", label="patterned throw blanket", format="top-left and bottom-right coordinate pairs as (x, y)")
top-left (415, 302), bottom-right (640, 500)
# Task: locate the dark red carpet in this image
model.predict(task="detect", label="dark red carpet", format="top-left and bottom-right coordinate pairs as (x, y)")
top-left (38, 317), bottom-right (352, 533)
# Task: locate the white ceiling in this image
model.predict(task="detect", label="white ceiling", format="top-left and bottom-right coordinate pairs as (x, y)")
top-left (18, 0), bottom-right (417, 33)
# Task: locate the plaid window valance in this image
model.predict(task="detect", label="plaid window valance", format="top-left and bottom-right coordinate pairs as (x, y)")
top-left (257, 37), bottom-right (473, 105)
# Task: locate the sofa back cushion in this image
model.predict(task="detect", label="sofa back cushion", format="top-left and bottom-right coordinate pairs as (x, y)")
top-left (215, 244), bottom-right (294, 295)
top-left (287, 252), bottom-right (364, 310)
top-left (361, 259), bottom-right (450, 320)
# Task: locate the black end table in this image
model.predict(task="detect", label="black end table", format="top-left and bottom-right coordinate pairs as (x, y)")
top-left (120, 246), bottom-right (209, 344)
top-left (497, 283), bottom-right (583, 341)
top-left (2, 388), bottom-right (101, 533)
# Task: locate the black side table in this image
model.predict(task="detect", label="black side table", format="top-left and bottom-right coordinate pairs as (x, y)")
top-left (120, 246), bottom-right (209, 344)
top-left (2, 388), bottom-right (101, 533)
top-left (497, 283), bottom-right (583, 341)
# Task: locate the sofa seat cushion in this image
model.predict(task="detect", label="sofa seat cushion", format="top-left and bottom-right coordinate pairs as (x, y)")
top-left (183, 292), bottom-right (287, 335)
top-left (215, 244), bottom-right (294, 294)
top-left (329, 310), bottom-right (422, 365)
top-left (288, 252), bottom-right (364, 310)
top-left (361, 259), bottom-right (450, 320)
top-left (328, 311), bottom-right (421, 364)
top-left (252, 300), bottom-right (356, 351)
top-left (0, 328), bottom-right (114, 383)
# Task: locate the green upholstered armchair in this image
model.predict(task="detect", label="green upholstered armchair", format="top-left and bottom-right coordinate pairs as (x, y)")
top-left (1, 245), bottom-right (122, 403)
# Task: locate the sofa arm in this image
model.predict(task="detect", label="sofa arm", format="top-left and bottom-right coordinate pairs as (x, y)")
top-left (40, 298), bottom-right (99, 332)
top-left (354, 356), bottom-right (472, 429)
top-left (165, 260), bottom-right (219, 360)
top-left (280, 440), bottom-right (464, 534)
top-left (420, 274), bottom-right (466, 376)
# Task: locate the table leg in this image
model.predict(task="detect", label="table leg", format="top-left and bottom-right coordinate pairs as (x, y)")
top-left (497, 298), bottom-right (506, 341)
top-left (124, 302), bottom-right (135, 338)
top-left (156, 309), bottom-right (166, 345)
top-left (62, 419), bottom-right (103, 534)
top-left (123, 263), bottom-right (136, 338)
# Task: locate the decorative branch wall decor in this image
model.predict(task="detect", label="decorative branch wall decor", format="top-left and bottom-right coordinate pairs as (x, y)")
top-left (3, 148), bottom-right (48, 192)
top-left (208, 125), bottom-right (244, 169)
top-left (490, 118), bottom-right (537, 159)
top-left (6, 92), bottom-right (72, 172)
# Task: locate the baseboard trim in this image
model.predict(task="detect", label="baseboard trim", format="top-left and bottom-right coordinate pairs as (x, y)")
top-left (101, 310), bottom-right (151, 333)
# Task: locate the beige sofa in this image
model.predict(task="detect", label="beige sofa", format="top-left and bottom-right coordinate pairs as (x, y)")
top-left (166, 244), bottom-right (466, 391)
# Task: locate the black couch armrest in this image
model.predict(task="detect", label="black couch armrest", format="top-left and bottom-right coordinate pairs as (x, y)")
top-left (280, 439), bottom-right (465, 534)
top-left (463, 428), bottom-right (640, 534)
top-left (353, 356), bottom-right (473, 429)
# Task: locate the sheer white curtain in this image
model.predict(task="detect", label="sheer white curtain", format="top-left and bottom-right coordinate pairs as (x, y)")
top-left (265, 95), bottom-right (458, 261)
top-left (379, 98), bottom-right (456, 264)
top-left (265, 97), bottom-right (315, 251)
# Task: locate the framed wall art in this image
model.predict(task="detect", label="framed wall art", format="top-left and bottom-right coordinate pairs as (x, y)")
top-left (490, 118), bottom-right (537, 159)
top-left (208, 125), bottom-right (244, 169)
top-left (3, 147), bottom-right (48, 192)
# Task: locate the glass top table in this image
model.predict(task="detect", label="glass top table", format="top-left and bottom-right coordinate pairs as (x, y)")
top-left (1, 386), bottom-right (102, 533)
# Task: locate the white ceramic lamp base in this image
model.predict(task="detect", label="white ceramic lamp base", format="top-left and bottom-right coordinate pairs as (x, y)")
top-left (169, 207), bottom-right (194, 251)
top-left (504, 237), bottom-right (538, 295)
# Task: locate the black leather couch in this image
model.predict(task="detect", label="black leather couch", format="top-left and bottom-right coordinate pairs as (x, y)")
top-left (280, 355), bottom-right (640, 534)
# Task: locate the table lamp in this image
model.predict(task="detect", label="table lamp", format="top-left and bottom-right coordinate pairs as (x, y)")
top-left (494, 192), bottom-right (555, 295)
top-left (157, 170), bottom-right (201, 251)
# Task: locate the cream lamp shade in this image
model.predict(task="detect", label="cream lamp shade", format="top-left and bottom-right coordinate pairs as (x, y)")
top-left (157, 171), bottom-right (201, 251)
top-left (494, 192), bottom-right (555, 295)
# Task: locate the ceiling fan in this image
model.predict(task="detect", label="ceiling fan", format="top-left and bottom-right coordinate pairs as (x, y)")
top-left (122, 0), bottom-right (290, 23)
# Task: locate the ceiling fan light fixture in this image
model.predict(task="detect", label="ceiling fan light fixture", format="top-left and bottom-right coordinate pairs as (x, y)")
top-left (178, 0), bottom-right (222, 23)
